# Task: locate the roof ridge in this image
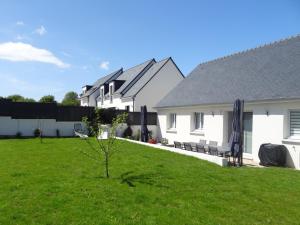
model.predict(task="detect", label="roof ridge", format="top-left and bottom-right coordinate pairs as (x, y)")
top-left (199, 34), bottom-right (300, 67)
top-left (95, 68), bottom-right (122, 84)
top-left (155, 57), bottom-right (171, 63)
top-left (120, 59), bottom-right (156, 95)
top-left (123, 58), bottom-right (155, 72)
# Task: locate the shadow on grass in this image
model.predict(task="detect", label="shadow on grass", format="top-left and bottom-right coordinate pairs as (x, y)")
top-left (119, 171), bottom-right (169, 188)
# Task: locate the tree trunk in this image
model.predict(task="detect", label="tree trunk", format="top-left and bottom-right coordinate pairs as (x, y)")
top-left (104, 152), bottom-right (109, 178)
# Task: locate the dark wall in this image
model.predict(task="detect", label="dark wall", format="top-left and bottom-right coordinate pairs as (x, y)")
top-left (127, 112), bottom-right (157, 125)
top-left (97, 109), bottom-right (157, 125)
top-left (0, 100), bottom-right (94, 121)
top-left (0, 100), bottom-right (157, 125)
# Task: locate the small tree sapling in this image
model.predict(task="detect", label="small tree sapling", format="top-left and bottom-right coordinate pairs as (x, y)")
top-left (82, 112), bottom-right (127, 178)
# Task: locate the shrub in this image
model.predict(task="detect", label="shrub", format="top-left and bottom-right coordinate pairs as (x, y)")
top-left (16, 132), bottom-right (22, 138)
top-left (123, 125), bottom-right (133, 138)
top-left (34, 128), bottom-right (41, 137)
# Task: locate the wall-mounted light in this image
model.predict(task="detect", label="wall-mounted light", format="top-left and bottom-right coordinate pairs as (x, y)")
top-left (266, 110), bottom-right (269, 116)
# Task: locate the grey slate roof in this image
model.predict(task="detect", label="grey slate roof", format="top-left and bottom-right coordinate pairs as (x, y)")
top-left (81, 69), bottom-right (123, 98)
top-left (156, 35), bottom-right (300, 108)
top-left (123, 58), bottom-right (170, 98)
top-left (115, 59), bottom-right (155, 95)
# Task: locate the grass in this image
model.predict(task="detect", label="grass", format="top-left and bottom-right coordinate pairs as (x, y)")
top-left (0, 138), bottom-right (300, 225)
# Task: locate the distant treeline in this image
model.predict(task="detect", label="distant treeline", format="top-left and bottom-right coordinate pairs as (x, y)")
top-left (0, 91), bottom-right (80, 106)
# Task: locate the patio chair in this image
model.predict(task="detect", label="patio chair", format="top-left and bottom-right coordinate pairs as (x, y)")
top-left (183, 142), bottom-right (193, 151)
top-left (174, 141), bottom-right (182, 149)
top-left (74, 123), bottom-right (88, 139)
top-left (196, 143), bottom-right (206, 153)
top-left (208, 141), bottom-right (218, 155)
top-left (208, 140), bottom-right (218, 146)
top-left (199, 139), bottom-right (207, 145)
top-left (208, 145), bottom-right (219, 155)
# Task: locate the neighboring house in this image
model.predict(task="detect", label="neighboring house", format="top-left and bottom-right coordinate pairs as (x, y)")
top-left (80, 57), bottom-right (184, 112)
top-left (155, 35), bottom-right (300, 169)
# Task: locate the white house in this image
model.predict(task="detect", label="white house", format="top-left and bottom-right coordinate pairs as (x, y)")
top-left (80, 58), bottom-right (184, 112)
top-left (155, 35), bottom-right (300, 169)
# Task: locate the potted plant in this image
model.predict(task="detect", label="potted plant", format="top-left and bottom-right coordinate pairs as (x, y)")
top-left (148, 130), bottom-right (157, 144)
top-left (161, 138), bottom-right (168, 146)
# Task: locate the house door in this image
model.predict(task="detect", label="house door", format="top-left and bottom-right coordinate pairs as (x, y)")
top-left (243, 112), bottom-right (253, 154)
top-left (227, 112), bottom-right (253, 154)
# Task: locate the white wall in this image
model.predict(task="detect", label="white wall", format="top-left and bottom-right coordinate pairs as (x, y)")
top-left (158, 107), bottom-right (225, 144)
top-left (98, 97), bottom-right (134, 111)
top-left (116, 124), bottom-right (158, 140)
top-left (80, 89), bottom-right (100, 107)
top-left (80, 97), bottom-right (89, 106)
top-left (134, 59), bottom-right (184, 112)
top-left (88, 90), bottom-right (99, 107)
top-left (157, 100), bottom-right (300, 169)
top-left (0, 116), bottom-right (84, 137)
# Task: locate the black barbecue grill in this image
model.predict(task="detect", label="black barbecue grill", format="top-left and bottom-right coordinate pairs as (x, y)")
top-left (258, 143), bottom-right (287, 167)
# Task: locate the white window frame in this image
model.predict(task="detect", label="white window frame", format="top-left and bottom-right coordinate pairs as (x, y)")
top-left (194, 112), bottom-right (204, 131)
top-left (289, 110), bottom-right (300, 139)
top-left (169, 113), bottom-right (176, 129)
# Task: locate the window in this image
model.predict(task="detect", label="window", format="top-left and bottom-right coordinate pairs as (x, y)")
top-left (100, 88), bottom-right (104, 105)
top-left (169, 113), bottom-right (176, 129)
top-left (290, 111), bottom-right (300, 137)
top-left (109, 85), bottom-right (113, 103)
top-left (194, 112), bottom-right (204, 130)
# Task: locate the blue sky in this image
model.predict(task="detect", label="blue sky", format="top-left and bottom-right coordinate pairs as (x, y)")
top-left (0, 0), bottom-right (299, 101)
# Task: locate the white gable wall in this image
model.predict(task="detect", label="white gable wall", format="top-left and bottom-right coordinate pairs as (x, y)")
top-left (87, 90), bottom-right (99, 107)
top-left (134, 59), bottom-right (184, 112)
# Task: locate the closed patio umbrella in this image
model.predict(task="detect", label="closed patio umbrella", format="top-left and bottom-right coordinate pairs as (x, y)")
top-left (140, 105), bottom-right (149, 142)
top-left (229, 99), bottom-right (244, 166)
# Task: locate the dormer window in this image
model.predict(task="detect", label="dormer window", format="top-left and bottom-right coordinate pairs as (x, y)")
top-left (109, 83), bottom-right (114, 103)
top-left (100, 87), bottom-right (104, 105)
top-left (82, 85), bottom-right (92, 94)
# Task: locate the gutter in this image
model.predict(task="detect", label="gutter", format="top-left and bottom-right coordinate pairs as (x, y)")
top-left (154, 98), bottom-right (300, 110)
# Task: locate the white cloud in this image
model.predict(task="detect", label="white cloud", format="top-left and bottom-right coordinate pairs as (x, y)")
top-left (34, 25), bottom-right (47, 36)
top-left (99, 61), bottom-right (109, 70)
top-left (0, 42), bottom-right (70, 68)
top-left (15, 35), bottom-right (25, 40)
top-left (16, 21), bottom-right (25, 26)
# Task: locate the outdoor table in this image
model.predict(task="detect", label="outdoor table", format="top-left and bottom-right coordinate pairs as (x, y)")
top-left (217, 146), bottom-right (231, 157)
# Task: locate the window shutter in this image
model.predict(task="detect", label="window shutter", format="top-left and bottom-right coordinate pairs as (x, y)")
top-left (290, 111), bottom-right (300, 136)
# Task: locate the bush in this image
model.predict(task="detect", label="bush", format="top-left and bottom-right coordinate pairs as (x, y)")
top-left (34, 128), bottom-right (42, 137)
top-left (16, 132), bottom-right (22, 138)
top-left (123, 125), bottom-right (133, 138)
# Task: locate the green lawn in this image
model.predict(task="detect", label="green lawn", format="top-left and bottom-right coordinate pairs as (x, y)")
top-left (0, 138), bottom-right (300, 225)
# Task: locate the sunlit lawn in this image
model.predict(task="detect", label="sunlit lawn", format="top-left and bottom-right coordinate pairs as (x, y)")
top-left (0, 138), bottom-right (300, 225)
